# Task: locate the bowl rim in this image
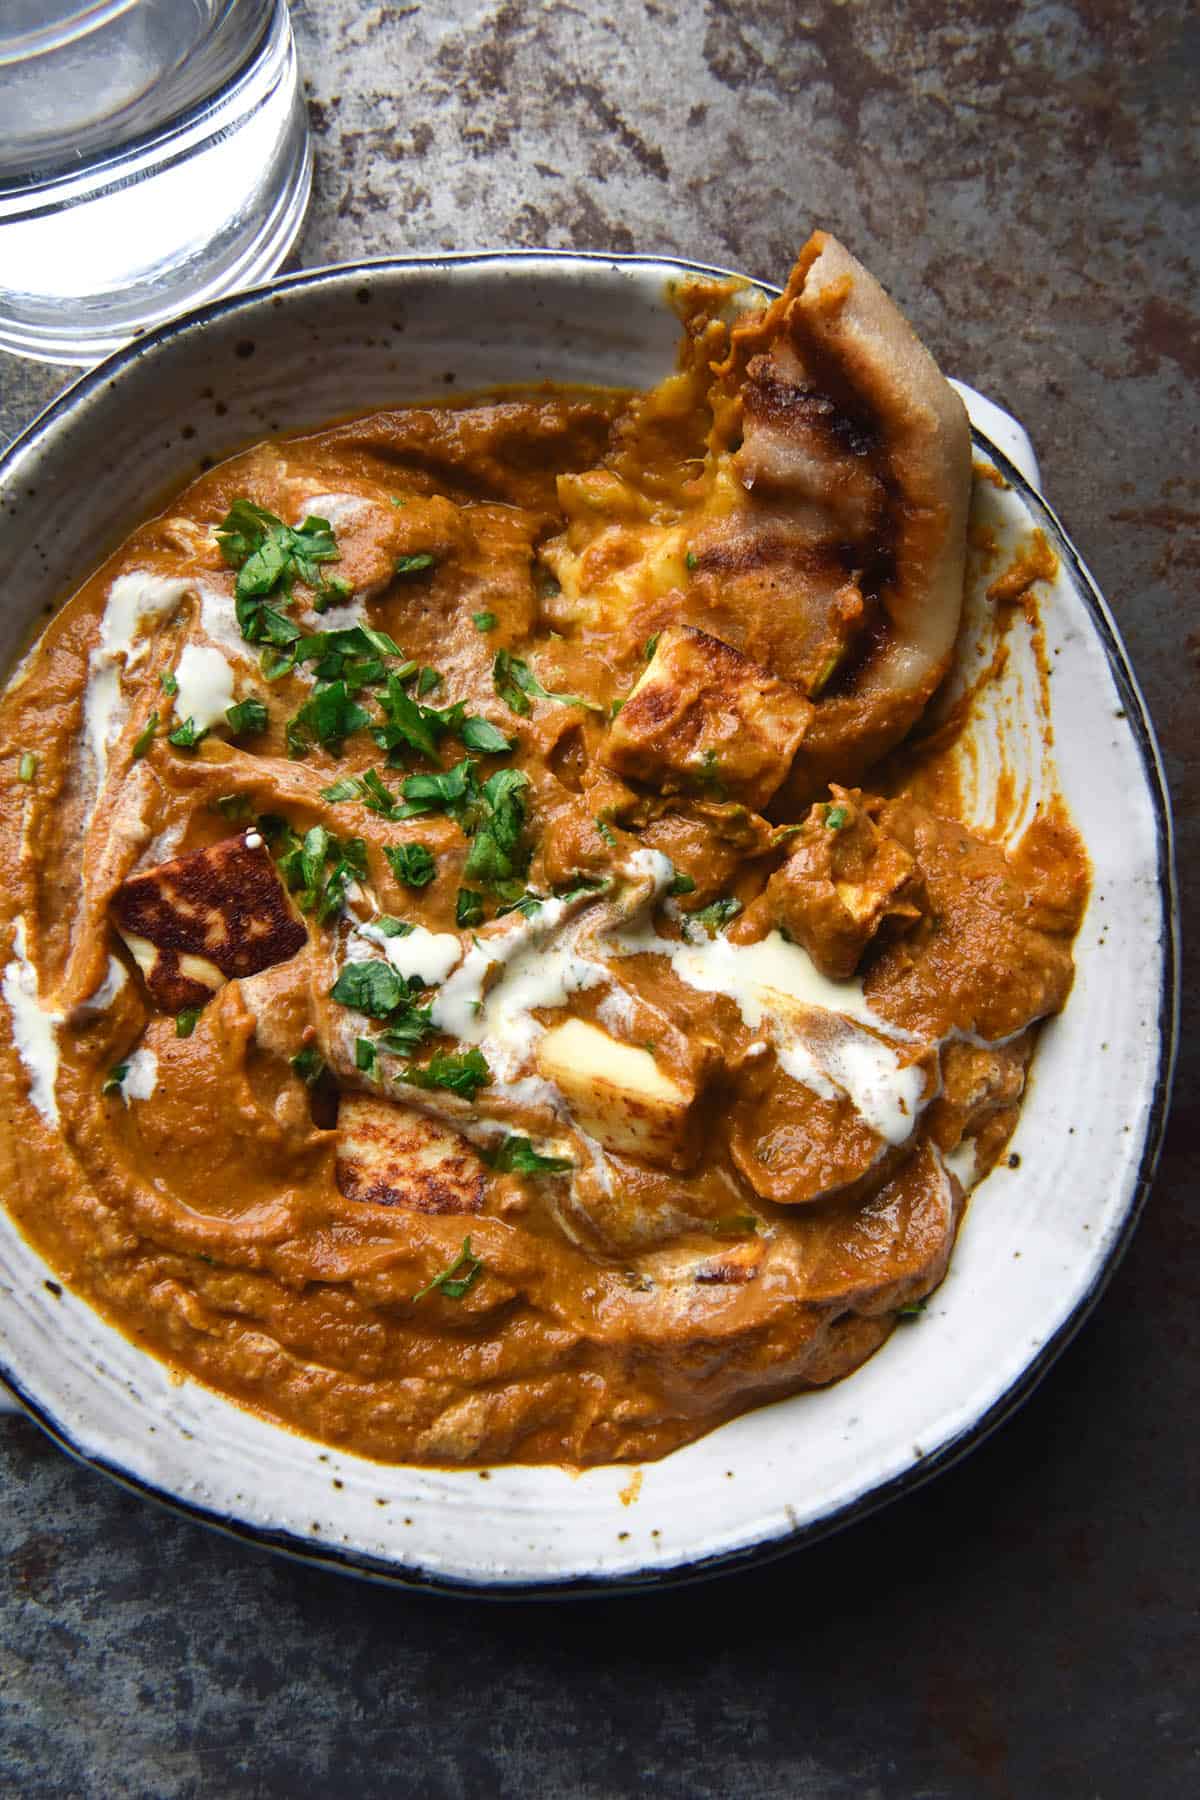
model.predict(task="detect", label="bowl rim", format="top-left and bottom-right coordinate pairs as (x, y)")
top-left (0, 252), bottom-right (1180, 1599)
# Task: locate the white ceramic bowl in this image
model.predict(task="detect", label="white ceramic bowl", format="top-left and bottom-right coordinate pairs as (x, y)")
top-left (0, 256), bottom-right (1178, 1594)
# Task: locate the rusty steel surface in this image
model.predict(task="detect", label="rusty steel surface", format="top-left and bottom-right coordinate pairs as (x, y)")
top-left (1, 3), bottom-right (1196, 1794)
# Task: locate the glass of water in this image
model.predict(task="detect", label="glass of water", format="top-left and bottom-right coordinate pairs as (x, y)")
top-left (0, 0), bottom-right (312, 366)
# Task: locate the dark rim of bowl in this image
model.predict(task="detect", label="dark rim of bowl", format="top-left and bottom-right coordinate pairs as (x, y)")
top-left (0, 254), bottom-right (1180, 1600)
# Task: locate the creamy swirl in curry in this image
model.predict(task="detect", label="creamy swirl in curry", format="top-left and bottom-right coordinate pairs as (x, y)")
top-left (0, 235), bottom-right (1088, 1465)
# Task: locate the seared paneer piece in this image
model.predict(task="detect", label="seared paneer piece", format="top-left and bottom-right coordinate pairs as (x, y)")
top-left (110, 831), bottom-right (307, 1012)
top-left (336, 1094), bottom-right (484, 1213)
top-left (535, 1018), bottom-right (705, 1171)
top-left (765, 786), bottom-right (924, 980)
top-left (601, 624), bottom-right (811, 809)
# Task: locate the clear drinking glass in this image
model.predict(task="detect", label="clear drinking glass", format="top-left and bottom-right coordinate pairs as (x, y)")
top-left (0, 0), bottom-right (312, 366)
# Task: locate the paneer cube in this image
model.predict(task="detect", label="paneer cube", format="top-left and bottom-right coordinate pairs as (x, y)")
top-left (535, 1017), bottom-right (700, 1170)
top-left (601, 625), bottom-right (811, 809)
top-left (336, 1093), bottom-right (484, 1213)
top-left (110, 831), bottom-right (307, 1012)
top-left (765, 786), bottom-right (923, 980)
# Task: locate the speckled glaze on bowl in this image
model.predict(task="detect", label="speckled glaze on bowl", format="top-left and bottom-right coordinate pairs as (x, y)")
top-left (0, 256), bottom-right (1178, 1595)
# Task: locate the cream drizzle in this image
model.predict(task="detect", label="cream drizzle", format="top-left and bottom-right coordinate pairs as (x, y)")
top-left (2, 918), bottom-right (63, 1126)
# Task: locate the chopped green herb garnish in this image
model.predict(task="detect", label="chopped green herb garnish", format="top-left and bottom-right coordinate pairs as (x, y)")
top-left (216, 499), bottom-right (340, 608)
top-left (400, 1047), bottom-right (491, 1102)
top-left (175, 1007), bottom-right (202, 1038)
top-left (384, 842), bottom-right (437, 888)
top-left (17, 752), bottom-right (37, 783)
top-left (394, 552), bottom-right (436, 578)
top-left (225, 696), bottom-right (269, 738)
top-left (285, 680), bottom-right (371, 757)
top-left (456, 888), bottom-right (485, 928)
top-left (330, 960), bottom-right (411, 1019)
top-left (643, 633), bottom-right (660, 661)
top-left (320, 776), bottom-right (362, 803)
top-left (472, 611), bottom-right (498, 632)
top-left (355, 1037), bottom-right (379, 1076)
top-left (102, 1062), bottom-right (129, 1096)
top-left (417, 665), bottom-right (441, 697)
top-left (131, 712), bottom-right (159, 759)
top-left (167, 717), bottom-right (206, 750)
top-left (160, 671), bottom-right (178, 696)
top-left (825, 804), bottom-right (849, 830)
top-left (897, 1297), bottom-right (928, 1319)
top-left (483, 1134), bottom-right (573, 1176)
top-left (463, 768), bottom-right (531, 891)
top-left (492, 649), bottom-right (602, 717)
top-left (496, 890), bottom-right (544, 918)
top-left (412, 1235), bottom-right (484, 1302)
top-left (685, 551), bottom-right (698, 572)
top-left (376, 1000), bottom-right (436, 1056)
top-left (399, 757), bottom-right (476, 818)
top-left (460, 716), bottom-right (514, 755)
top-left (373, 916), bottom-right (415, 938)
top-left (610, 697), bottom-right (624, 718)
top-left (668, 870), bottom-right (696, 896)
top-left (290, 1045), bottom-right (326, 1085)
top-left (275, 823), bottom-right (366, 922)
top-left (595, 817), bottom-right (618, 850)
top-left (686, 896), bottom-right (742, 939)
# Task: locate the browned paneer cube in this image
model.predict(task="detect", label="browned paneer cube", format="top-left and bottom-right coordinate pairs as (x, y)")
top-left (765, 786), bottom-right (924, 979)
top-left (110, 831), bottom-right (307, 1012)
top-left (601, 624), bottom-right (811, 809)
top-left (336, 1094), bottom-right (485, 1213)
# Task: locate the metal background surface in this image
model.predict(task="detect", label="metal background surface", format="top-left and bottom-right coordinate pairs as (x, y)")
top-left (1, 2), bottom-right (1196, 1793)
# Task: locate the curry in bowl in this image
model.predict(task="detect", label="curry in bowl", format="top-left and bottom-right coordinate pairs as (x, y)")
top-left (0, 234), bottom-right (1088, 1466)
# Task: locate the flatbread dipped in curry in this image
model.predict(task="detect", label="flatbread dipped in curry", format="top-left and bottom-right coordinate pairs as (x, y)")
top-left (0, 233), bottom-right (1088, 1467)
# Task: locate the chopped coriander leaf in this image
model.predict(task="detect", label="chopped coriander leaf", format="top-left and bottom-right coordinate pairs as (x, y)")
top-left (394, 552), bottom-right (436, 578)
top-left (376, 999), bottom-right (436, 1056)
top-left (359, 768), bottom-right (402, 817)
top-left (374, 673), bottom-right (441, 760)
top-left (17, 752), bottom-right (37, 783)
top-left (456, 888), bottom-right (485, 928)
top-left (399, 758), bottom-right (475, 818)
top-left (313, 574), bottom-right (353, 614)
top-left (416, 665), bottom-right (441, 697)
top-left (400, 1047), bottom-right (491, 1102)
top-left (825, 804), bottom-right (849, 830)
top-left (225, 696), bottom-right (269, 738)
top-left (685, 551), bottom-right (698, 571)
top-left (167, 717), bottom-right (206, 750)
top-left (897, 1297), bottom-right (928, 1319)
top-left (261, 643), bottom-right (299, 681)
top-left (275, 823), bottom-right (365, 922)
top-left (175, 1007), bottom-right (202, 1039)
top-left (492, 649), bottom-right (602, 716)
top-left (355, 1037), bottom-right (379, 1076)
top-left (131, 712), bottom-right (159, 760)
top-left (710, 1214), bottom-right (759, 1238)
top-left (668, 870), bottom-right (696, 896)
top-left (285, 680), bottom-right (371, 757)
top-left (216, 499), bottom-right (340, 603)
top-left (102, 1062), bottom-right (129, 1096)
top-left (472, 611), bottom-right (497, 632)
top-left (610, 697), bottom-right (624, 718)
top-left (460, 716), bottom-right (513, 755)
top-left (384, 842), bottom-right (437, 888)
top-left (373, 916), bottom-right (415, 937)
top-left (484, 1134), bottom-right (573, 1175)
top-left (643, 633), bottom-right (659, 661)
top-left (213, 793), bottom-right (253, 822)
top-left (463, 768), bottom-right (531, 890)
top-left (320, 776), bottom-right (362, 803)
top-left (160, 671), bottom-right (178, 696)
top-left (290, 1045), bottom-right (326, 1084)
top-left (595, 817), bottom-right (618, 850)
top-left (330, 960), bottom-right (410, 1018)
top-left (413, 1235), bottom-right (484, 1302)
top-left (686, 896), bottom-right (742, 939)
top-left (496, 889), bottom-right (544, 918)
top-left (389, 495), bottom-right (406, 509)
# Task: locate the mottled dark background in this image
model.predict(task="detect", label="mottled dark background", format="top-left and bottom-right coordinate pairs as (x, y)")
top-left (1, 2), bottom-right (1196, 1795)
